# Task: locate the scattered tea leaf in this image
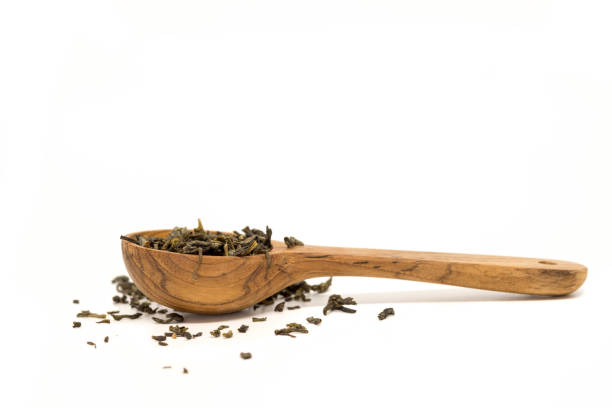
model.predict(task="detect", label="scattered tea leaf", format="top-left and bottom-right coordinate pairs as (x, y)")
top-left (152, 312), bottom-right (184, 324)
top-left (96, 319), bottom-right (110, 324)
top-left (209, 325), bottom-right (229, 338)
top-left (77, 310), bottom-right (106, 319)
top-left (274, 323), bottom-right (309, 338)
top-left (287, 305), bottom-right (300, 310)
top-left (238, 325), bottom-right (249, 333)
top-left (378, 307), bottom-right (395, 320)
top-left (240, 352), bottom-right (252, 360)
top-left (87, 341), bottom-right (96, 348)
top-left (152, 335), bottom-right (166, 341)
top-left (183, 368), bottom-right (188, 374)
top-left (104, 336), bottom-right (109, 343)
top-left (72, 321), bottom-right (81, 328)
top-left (306, 317), bottom-right (321, 325)
top-left (162, 366), bottom-right (171, 369)
top-left (274, 302), bottom-right (285, 312)
top-left (323, 294), bottom-right (357, 315)
top-left (252, 317), bottom-right (267, 322)
top-left (73, 299), bottom-right (79, 304)
top-left (112, 312), bottom-right (143, 321)
top-left (158, 341), bottom-right (168, 346)
top-left (222, 330), bottom-right (233, 338)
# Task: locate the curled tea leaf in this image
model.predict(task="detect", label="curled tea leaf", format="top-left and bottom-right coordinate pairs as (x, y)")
top-left (378, 307), bottom-right (395, 320)
top-left (323, 294), bottom-right (357, 315)
top-left (238, 325), bottom-right (249, 333)
top-left (306, 317), bottom-right (321, 325)
top-left (77, 310), bottom-right (106, 319)
top-left (274, 322), bottom-right (309, 338)
top-left (240, 352), bottom-right (252, 360)
top-left (111, 312), bottom-right (143, 321)
top-left (152, 312), bottom-right (184, 324)
top-left (283, 236), bottom-right (304, 248)
top-left (72, 321), bottom-right (81, 328)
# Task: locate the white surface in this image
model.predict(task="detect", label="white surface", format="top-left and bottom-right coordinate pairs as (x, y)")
top-left (1, 1), bottom-right (611, 407)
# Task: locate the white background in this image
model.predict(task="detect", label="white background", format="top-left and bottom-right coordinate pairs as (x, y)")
top-left (1, 1), bottom-right (611, 407)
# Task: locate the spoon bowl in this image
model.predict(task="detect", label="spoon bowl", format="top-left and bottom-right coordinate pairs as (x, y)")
top-left (121, 229), bottom-right (587, 314)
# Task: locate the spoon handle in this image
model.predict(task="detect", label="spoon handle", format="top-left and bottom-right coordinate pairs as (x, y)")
top-left (283, 246), bottom-right (587, 296)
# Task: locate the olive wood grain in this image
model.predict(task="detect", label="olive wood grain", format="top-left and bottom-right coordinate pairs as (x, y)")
top-left (121, 229), bottom-right (587, 314)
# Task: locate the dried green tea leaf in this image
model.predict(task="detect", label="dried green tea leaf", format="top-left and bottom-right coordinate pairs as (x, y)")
top-left (77, 310), bottom-right (106, 319)
top-left (287, 305), bottom-right (300, 310)
top-left (209, 325), bottom-right (229, 338)
top-left (378, 307), bottom-right (395, 320)
top-left (72, 321), bottom-right (81, 328)
top-left (73, 299), bottom-right (79, 304)
top-left (158, 341), bottom-right (168, 346)
top-left (237, 325), bottom-right (249, 333)
top-left (323, 294), bottom-right (357, 315)
top-left (169, 325), bottom-right (193, 339)
top-left (274, 322), bottom-right (309, 337)
top-left (152, 335), bottom-right (166, 341)
top-left (111, 312), bottom-right (143, 321)
top-left (152, 312), bottom-right (184, 324)
top-left (274, 302), bottom-right (285, 312)
top-left (183, 368), bottom-right (188, 374)
top-left (162, 366), bottom-right (171, 369)
top-left (306, 317), bottom-right (321, 325)
top-left (87, 341), bottom-right (96, 348)
top-left (252, 317), bottom-right (267, 322)
top-left (309, 277), bottom-right (332, 294)
top-left (222, 330), bottom-right (233, 338)
top-left (96, 319), bottom-right (110, 324)
top-left (283, 236), bottom-right (304, 248)
top-left (104, 336), bottom-right (109, 343)
top-left (240, 352), bottom-right (252, 360)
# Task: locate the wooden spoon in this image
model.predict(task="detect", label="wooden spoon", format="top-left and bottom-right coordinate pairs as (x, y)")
top-left (121, 229), bottom-right (587, 314)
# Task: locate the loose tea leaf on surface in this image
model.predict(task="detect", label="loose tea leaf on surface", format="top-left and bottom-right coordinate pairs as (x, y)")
top-left (72, 321), bottom-right (81, 328)
top-left (104, 336), bottom-right (109, 343)
top-left (238, 325), bottom-right (249, 333)
top-left (210, 325), bottom-right (230, 338)
top-left (378, 307), bottom-right (395, 320)
top-left (73, 299), bottom-right (79, 304)
top-left (252, 317), bottom-right (267, 322)
top-left (240, 352), bottom-right (252, 360)
top-left (183, 368), bottom-right (188, 374)
top-left (222, 330), bottom-right (233, 338)
top-left (306, 317), bottom-right (321, 325)
top-left (274, 323), bottom-right (309, 338)
top-left (152, 335), bottom-right (166, 341)
top-left (158, 341), bottom-right (168, 346)
top-left (287, 305), bottom-right (300, 310)
top-left (274, 302), bottom-right (285, 312)
top-left (77, 311), bottom-right (106, 319)
top-left (111, 312), bottom-right (143, 321)
top-left (96, 319), bottom-right (110, 324)
top-left (152, 312), bottom-right (184, 324)
top-left (87, 341), bottom-right (96, 348)
top-left (323, 294), bottom-right (357, 315)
